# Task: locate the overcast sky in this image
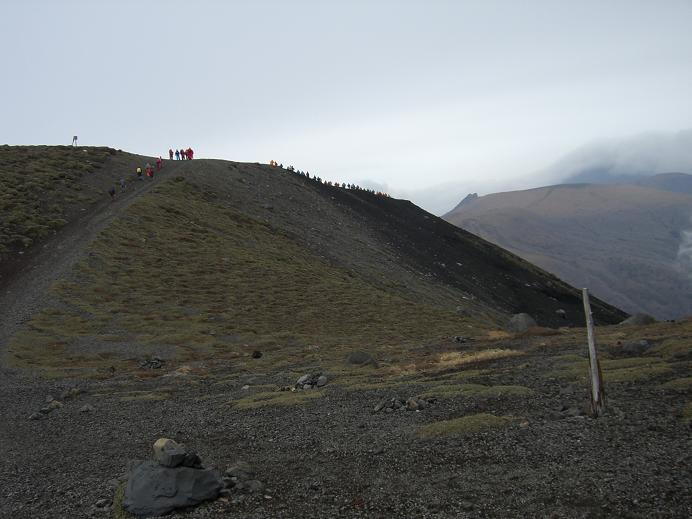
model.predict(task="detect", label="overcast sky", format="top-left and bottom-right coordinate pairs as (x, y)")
top-left (2, 0), bottom-right (691, 213)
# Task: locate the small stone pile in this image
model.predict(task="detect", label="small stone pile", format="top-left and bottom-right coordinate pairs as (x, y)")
top-left (123, 438), bottom-right (222, 517)
top-left (295, 373), bottom-right (328, 390)
top-left (138, 356), bottom-right (164, 369)
top-left (374, 395), bottom-right (437, 413)
top-left (222, 461), bottom-right (265, 496)
top-left (29, 387), bottom-right (83, 420)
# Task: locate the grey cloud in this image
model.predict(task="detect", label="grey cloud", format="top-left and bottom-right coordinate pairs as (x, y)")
top-left (545, 129), bottom-right (692, 183)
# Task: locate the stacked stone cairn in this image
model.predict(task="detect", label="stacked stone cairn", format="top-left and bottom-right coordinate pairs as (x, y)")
top-left (123, 438), bottom-right (222, 516)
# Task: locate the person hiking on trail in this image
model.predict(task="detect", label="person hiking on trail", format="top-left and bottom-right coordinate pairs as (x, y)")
top-left (156, 156), bottom-right (163, 170)
top-left (180, 148), bottom-right (186, 160)
top-left (186, 148), bottom-right (194, 160)
top-left (136, 166), bottom-right (143, 180)
top-left (174, 149), bottom-right (180, 160)
top-left (169, 149), bottom-right (174, 160)
top-left (108, 186), bottom-right (116, 199)
top-left (119, 178), bottom-right (126, 190)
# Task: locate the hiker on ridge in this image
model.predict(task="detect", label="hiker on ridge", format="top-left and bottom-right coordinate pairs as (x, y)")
top-left (180, 148), bottom-right (186, 160)
top-left (175, 149), bottom-right (180, 160)
top-left (169, 149), bottom-right (174, 160)
top-left (156, 156), bottom-right (163, 170)
top-left (136, 166), bottom-right (143, 180)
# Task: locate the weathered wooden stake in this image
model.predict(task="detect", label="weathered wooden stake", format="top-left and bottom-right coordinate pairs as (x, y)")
top-left (582, 288), bottom-right (605, 416)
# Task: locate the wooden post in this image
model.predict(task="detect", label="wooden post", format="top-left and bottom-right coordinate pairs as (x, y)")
top-left (582, 288), bottom-right (605, 416)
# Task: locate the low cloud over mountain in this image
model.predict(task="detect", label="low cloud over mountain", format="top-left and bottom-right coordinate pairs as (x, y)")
top-left (545, 129), bottom-right (692, 184)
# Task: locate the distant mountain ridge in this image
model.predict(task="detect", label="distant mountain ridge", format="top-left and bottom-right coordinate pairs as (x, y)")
top-left (444, 176), bottom-right (692, 319)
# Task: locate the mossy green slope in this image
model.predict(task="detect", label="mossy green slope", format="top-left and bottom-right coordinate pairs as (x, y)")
top-left (0, 145), bottom-right (114, 254)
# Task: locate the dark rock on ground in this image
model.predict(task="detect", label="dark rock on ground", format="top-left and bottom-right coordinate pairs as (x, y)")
top-left (507, 313), bottom-right (537, 332)
top-left (138, 356), bottom-right (164, 369)
top-left (621, 339), bottom-right (654, 355)
top-left (345, 350), bottom-right (378, 367)
top-left (296, 373), bottom-right (327, 389)
top-left (252, 350), bottom-right (263, 359)
top-left (123, 460), bottom-right (223, 517)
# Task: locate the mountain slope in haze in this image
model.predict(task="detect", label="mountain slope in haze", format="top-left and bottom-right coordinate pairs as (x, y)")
top-left (2, 147), bottom-right (625, 377)
top-left (444, 182), bottom-right (692, 319)
top-left (563, 169), bottom-right (692, 196)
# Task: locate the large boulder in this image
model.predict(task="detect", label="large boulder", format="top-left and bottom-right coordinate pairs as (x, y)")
top-left (123, 461), bottom-right (223, 517)
top-left (619, 313), bottom-right (656, 326)
top-left (507, 313), bottom-right (537, 333)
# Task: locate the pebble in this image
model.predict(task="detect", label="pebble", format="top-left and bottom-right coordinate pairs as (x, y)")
top-left (94, 499), bottom-right (111, 508)
top-left (80, 404), bottom-right (95, 413)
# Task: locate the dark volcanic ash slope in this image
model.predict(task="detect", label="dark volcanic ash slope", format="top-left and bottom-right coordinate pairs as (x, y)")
top-left (168, 160), bottom-right (624, 327)
top-left (444, 183), bottom-right (692, 319)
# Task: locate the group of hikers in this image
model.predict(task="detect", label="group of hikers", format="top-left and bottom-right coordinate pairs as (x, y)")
top-left (109, 150), bottom-right (392, 201)
top-left (108, 155), bottom-right (169, 199)
top-left (269, 160), bottom-right (391, 197)
top-left (169, 148), bottom-right (194, 161)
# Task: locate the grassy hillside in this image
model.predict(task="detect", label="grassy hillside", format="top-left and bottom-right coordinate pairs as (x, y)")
top-left (0, 145), bottom-right (115, 255)
top-left (8, 177), bottom-right (481, 377)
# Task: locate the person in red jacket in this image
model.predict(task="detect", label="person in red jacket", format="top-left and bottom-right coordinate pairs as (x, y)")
top-left (156, 156), bottom-right (163, 170)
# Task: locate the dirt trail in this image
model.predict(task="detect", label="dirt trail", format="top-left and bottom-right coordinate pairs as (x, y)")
top-left (0, 157), bottom-right (186, 359)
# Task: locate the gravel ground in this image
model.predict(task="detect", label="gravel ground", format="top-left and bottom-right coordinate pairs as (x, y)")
top-left (1, 335), bottom-right (690, 519)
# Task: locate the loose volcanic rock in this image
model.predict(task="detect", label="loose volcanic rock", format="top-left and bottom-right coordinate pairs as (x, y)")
top-left (223, 461), bottom-right (266, 494)
top-left (374, 395), bottom-right (436, 413)
top-left (295, 373), bottom-right (328, 390)
top-left (39, 400), bottom-right (63, 414)
top-left (153, 438), bottom-right (187, 468)
top-left (139, 356), bottom-right (164, 369)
